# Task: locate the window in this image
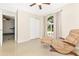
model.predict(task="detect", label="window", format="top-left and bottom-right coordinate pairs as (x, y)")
top-left (47, 16), bottom-right (54, 36)
top-left (47, 25), bottom-right (51, 32)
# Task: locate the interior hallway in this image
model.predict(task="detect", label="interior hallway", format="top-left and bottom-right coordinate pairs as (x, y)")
top-left (0, 35), bottom-right (74, 56)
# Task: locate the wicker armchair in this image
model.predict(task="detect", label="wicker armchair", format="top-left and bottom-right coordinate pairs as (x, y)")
top-left (41, 29), bottom-right (79, 55)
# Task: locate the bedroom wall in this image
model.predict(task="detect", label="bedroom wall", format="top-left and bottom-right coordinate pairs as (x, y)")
top-left (0, 9), bottom-right (2, 46)
top-left (61, 4), bottom-right (79, 38)
top-left (17, 9), bottom-right (44, 43)
top-left (2, 9), bottom-right (15, 16)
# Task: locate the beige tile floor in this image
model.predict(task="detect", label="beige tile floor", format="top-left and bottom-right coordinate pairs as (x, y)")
top-left (0, 35), bottom-right (74, 56)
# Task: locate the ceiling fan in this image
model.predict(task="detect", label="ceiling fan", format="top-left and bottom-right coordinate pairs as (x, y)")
top-left (29, 3), bottom-right (51, 10)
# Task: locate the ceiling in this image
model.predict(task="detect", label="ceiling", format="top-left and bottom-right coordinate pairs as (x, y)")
top-left (0, 3), bottom-right (67, 16)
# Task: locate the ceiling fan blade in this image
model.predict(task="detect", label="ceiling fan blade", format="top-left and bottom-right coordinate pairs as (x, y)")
top-left (30, 3), bottom-right (36, 6)
top-left (43, 3), bottom-right (50, 5)
top-left (39, 5), bottom-right (42, 10)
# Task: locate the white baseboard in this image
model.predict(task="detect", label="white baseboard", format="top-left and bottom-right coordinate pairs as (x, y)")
top-left (17, 38), bottom-right (40, 44)
top-left (17, 39), bottom-right (31, 43)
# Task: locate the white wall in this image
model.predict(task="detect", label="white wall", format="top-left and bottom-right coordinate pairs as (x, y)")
top-left (0, 9), bottom-right (2, 46)
top-left (2, 9), bottom-right (16, 17)
top-left (55, 11), bottom-right (62, 39)
top-left (17, 9), bottom-right (44, 43)
top-left (61, 4), bottom-right (79, 38)
top-left (29, 17), bottom-right (41, 39)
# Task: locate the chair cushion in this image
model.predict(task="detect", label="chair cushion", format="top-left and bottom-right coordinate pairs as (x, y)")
top-left (51, 39), bottom-right (74, 54)
top-left (64, 35), bottom-right (76, 45)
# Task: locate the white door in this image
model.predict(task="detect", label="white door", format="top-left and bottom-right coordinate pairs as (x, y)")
top-left (30, 18), bottom-right (40, 39)
top-left (0, 9), bottom-right (3, 46)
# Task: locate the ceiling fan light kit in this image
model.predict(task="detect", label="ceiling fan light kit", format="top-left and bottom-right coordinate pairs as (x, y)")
top-left (29, 3), bottom-right (51, 10)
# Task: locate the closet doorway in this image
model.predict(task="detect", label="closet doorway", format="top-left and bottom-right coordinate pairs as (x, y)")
top-left (3, 15), bottom-right (15, 44)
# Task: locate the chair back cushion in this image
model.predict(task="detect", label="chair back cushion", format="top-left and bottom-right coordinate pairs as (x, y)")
top-left (64, 29), bottom-right (79, 45)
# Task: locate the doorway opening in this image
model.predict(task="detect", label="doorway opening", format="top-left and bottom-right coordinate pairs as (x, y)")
top-left (3, 15), bottom-right (15, 44)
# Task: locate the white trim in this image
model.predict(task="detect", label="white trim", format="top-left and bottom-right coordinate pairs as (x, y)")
top-left (55, 10), bottom-right (62, 39)
top-left (14, 9), bottom-right (18, 43)
top-left (0, 9), bottom-right (3, 46)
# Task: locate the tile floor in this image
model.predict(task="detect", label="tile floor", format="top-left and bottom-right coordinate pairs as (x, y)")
top-left (0, 35), bottom-right (74, 56)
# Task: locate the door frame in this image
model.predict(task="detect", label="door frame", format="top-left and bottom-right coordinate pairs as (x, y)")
top-left (44, 14), bottom-right (56, 39)
top-left (1, 10), bottom-right (18, 46)
top-left (0, 9), bottom-right (3, 46)
top-left (55, 10), bottom-right (62, 39)
top-left (14, 10), bottom-right (18, 43)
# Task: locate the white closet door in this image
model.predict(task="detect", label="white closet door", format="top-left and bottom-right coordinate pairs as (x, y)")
top-left (30, 18), bottom-right (40, 39)
top-left (0, 9), bottom-right (3, 46)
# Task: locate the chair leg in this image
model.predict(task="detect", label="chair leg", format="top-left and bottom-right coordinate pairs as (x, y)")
top-left (70, 51), bottom-right (79, 56)
top-left (49, 45), bottom-right (57, 52)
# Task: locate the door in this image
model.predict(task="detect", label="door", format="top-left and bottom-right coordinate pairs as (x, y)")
top-left (0, 9), bottom-right (3, 46)
top-left (30, 17), bottom-right (40, 39)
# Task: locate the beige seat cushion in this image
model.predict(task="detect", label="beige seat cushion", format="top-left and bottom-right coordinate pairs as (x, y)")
top-left (64, 35), bottom-right (77, 45)
top-left (51, 39), bottom-right (74, 54)
top-left (64, 32), bottom-right (79, 45)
